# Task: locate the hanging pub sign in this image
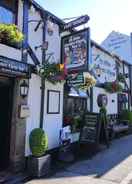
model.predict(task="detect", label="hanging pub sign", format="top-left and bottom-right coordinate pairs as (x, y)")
top-left (63, 15), bottom-right (90, 31)
top-left (0, 56), bottom-right (31, 77)
top-left (61, 28), bottom-right (90, 73)
top-left (67, 72), bottom-right (84, 86)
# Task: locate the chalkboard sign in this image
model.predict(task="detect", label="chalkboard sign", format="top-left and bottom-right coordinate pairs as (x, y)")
top-left (79, 113), bottom-right (101, 144)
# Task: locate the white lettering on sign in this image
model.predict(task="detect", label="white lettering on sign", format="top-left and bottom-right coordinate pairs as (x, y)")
top-left (90, 47), bottom-right (116, 83)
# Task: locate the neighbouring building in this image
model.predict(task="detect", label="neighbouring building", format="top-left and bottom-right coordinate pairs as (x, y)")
top-left (90, 41), bottom-right (131, 114)
top-left (101, 31), bottom-right (132, 64)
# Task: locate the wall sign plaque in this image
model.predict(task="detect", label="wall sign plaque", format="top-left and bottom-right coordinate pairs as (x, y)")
top-left (79, 113), bottom-right (101, 144)
top-left (63, 15), bottom-right (90, 31)
top-left (0, 56), bottom-right (31, 77)
top-left (97, 94), bottom-right (108, 107)
top-left (19, 105), bottom-right (30, 118)
top-left (67, 72), bottom-right (84, 86)
top-left (61, 28), bottom-right (90, 73)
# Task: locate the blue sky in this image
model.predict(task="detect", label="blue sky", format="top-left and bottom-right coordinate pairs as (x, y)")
top-left (37, 0), bottom-right (132, 43)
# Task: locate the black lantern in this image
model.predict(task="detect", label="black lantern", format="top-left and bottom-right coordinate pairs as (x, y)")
top-left (20, 80), bottom-right (29, 98)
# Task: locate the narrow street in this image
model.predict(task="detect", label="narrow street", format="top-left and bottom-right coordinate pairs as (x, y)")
top-left (26, 135), bottom-right (132, 184)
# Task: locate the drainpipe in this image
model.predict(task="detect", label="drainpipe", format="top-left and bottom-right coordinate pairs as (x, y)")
top-left (130, 33), bottom-right (132, 109)
top-left (22, 0), bottom-right (29, 63)
top-left (40, 12), bottom-right (47, 128)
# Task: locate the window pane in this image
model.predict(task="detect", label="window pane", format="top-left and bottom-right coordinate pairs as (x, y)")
top-left (0, 6), bottom-right (13, 23)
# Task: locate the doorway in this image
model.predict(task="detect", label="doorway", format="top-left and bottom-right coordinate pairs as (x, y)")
top-left (0, 77), bottom-right (14, 171)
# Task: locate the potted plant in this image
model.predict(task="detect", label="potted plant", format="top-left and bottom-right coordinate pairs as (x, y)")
top-left (119, 109), bottom-right (132, 126)
top-left (117, 73), bottom-right (125, 83)
top-left (0, 24), bottom-right (24, 47)
top-left (27, 128), bottom-right (51, 177)
top-left (104, 81), bottom-right (123, 93)
top-left (39, 61), bottom-right (66, 84)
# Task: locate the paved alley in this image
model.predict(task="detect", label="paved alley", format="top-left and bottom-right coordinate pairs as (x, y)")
top-left (26, 135), bottom-right (132, 184)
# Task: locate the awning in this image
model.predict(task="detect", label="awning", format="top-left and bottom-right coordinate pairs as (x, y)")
top-left (68, 87), bottom-right (88, 98)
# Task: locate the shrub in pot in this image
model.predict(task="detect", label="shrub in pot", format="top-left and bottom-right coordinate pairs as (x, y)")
top-left (28, 128), bottom-right (51, 177)
top-left (119, 109), bottom-right (132, 125)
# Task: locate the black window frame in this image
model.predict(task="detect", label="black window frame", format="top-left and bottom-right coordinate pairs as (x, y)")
top-left (0, 0), bottom-right (18, 25)
top-left (0, 0), bottom-right (20, 49)
top-left (64, 96), bottom-right (87, 116)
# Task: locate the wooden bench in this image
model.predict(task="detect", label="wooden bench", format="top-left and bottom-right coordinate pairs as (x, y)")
top-left (107, 114), bottom-right (129, 139)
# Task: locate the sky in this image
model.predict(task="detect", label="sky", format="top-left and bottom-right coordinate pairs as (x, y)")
top-left (37, 0), bottom-right (132, 43)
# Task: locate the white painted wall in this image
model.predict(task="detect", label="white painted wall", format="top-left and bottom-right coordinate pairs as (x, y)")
top-left (17, 0), bottom-right (23, 31)
top-left (93, 87), bottom-right (117, 114)
top-left (90, 45), bottom-right (116, 83)
top-left (43, 81), bottom-right (64, 150)
top-left (90, 44), bottom-right (118, 114)
top-left (25, 6), bottom-right (63, 154)
top-left (45, 21), bottom-right (61, 63)
top-left (28, 5), bottom-right (43, 65)
top-left (0, 44), bottom-right (21, 61)
top-left (25, 74), bottom-right (41, 156)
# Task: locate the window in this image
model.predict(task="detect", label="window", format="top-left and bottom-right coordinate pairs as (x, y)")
top-left (0, 0), bottom-right (17, 24)
top-left (64, 97), bottom-right (87, 116)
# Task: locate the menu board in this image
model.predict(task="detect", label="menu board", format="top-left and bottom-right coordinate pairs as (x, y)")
top-left (79, 113), bottom-right (101, 144)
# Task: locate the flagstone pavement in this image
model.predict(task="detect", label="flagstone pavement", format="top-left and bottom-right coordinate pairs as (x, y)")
top-left (26, 135), bottom-right (132, 184)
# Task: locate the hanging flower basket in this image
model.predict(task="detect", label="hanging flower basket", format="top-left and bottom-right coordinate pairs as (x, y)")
top-left (39, 62), bottom-right (67, 84)
top-left (104, 81), bottom-right (123, 93)
top-left (0, 24), bottom-right (24, 46)
top-left (78, 72), bottom-right (96, 90)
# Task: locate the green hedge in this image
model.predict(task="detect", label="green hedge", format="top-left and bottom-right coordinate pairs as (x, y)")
top-left (29, 128), bottom-right (48, 157)
top-left (119, 109), bottom-right (132, 124)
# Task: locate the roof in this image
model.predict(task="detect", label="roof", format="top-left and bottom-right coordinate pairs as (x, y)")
top-left (91, 40), bottom-right (113, 58)
top-left (91, 40), bottom-right (131, 66)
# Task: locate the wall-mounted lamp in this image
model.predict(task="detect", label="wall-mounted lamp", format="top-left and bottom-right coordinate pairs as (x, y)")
top-left (20, 80), bottom-right (29, 98)
top-left (47, 17), bottom-right (54, 36)
top-left (125, 73), bottom-right (129, 78)
top-left (95, 65), bottom-right (102, 77)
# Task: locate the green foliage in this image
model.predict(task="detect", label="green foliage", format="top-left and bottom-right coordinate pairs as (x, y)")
top-left (71, 115), bottom-right (82, 132)
top-left (0, 24), bottom-right (24, 44)
top-left (99, 106), bottom-right (107, 124)
top-left (39, 61), bottom-right (65, 84)
top-left (119, 109), bottom-right (132, 124)
top-left (104, 81), bottom-right (123, 93)
top-left (100, 106), bottom-right (107, 115)
top-left (29, 128), bottom-right (48, 157)
top-left (117, 73), bottom-right (125, 83)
